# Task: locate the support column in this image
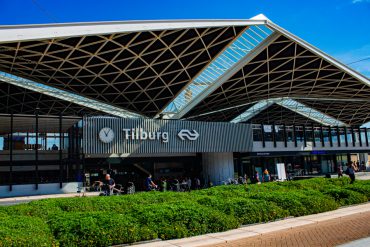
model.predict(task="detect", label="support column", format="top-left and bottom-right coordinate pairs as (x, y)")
top-left (261, 123), bottom-right (265, 148)
top-left (328, 126), bottom-right (333, 147)
top-left (358, 126), bottom-right (362, 147)
top-left (320, 125), bottom-right (325, 147)
top-left (283, 124), bottom-right (287, 148)
top-left (9, 114), bottom-right (13, 191)
top-left (351, 126), bottom-right (356, 147)
top-left (302, 125), bottom-right (307, 148)
top-left (59, 114), bottom-right (63, 188)
top-left (312, 123), bottom-right (316, 148)
top-left (336, 126), bottom-right (341, 147)
top-left (272, 122), bottom-right (276, 148)
top-left (344, 126), bottom-right (348, 147)
top-left (202, 153), bottom-right (234, 186)
top-left (35, 112), bottom-right (39, 190)
top-left (293, 124), bottom-right (297, 147)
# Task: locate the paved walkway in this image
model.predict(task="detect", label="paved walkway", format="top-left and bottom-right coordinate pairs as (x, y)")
top-left (0, 192), bottom-right (100, 206)
top-left (131, 203), bottom-right (370, 247)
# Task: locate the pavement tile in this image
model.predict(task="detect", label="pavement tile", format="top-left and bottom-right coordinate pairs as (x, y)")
top-left (206, 229), bottom-right (259, 241)
top-left (167, 235), bottom-right (226, 247)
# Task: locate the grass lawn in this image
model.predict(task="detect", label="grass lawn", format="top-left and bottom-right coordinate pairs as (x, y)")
top-left (0, 177), bottom-right (369, 246)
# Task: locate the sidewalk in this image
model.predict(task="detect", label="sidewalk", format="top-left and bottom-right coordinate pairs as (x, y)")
top-left (0, 192), bottom-right (100, 206)
top-left (130, 202), bottom-right (370, 247)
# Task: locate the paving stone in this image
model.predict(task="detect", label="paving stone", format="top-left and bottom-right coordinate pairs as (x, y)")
top-left (208, 211), bottom-right (370, 247)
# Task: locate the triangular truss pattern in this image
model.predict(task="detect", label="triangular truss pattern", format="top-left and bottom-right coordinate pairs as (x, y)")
top-left (297, 99), bottom-right (370, 126)
top-left (0, 72), bottom-right (143, 118)
top-left (160, 25), bottom-right (274, 117)
top-left (231, 98), bottom-right (345, 126)
top-left (0, 26), bottom-right (246, 117)
top-left (184, 35), bottom-right (370, 125)
top-left (0, 80), bottom-right (99, 116)
top-left (238, 103), bottom-right (323, 126)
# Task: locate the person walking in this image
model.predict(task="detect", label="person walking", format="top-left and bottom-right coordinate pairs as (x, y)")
top-left (345, 162), bottom-right (355, 184)
top-left (337, 165), bottom-right (343, 178)
top-left (145, 174), bottom-right (157, 191)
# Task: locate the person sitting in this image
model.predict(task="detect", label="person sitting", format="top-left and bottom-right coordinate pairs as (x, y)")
top-left (145, 174), bottom-right (157, 191)
top-left (51, 144), bottom-right (58, 150)
top-left (100, 174), bottom-right (115, 196)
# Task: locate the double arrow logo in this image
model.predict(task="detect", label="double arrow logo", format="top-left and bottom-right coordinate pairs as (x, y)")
top-left (177, 129), bottom-right (199, 141)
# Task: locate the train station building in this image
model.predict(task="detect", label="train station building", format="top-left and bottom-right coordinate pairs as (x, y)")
top-left (0, 14), bottom-right (369, 196)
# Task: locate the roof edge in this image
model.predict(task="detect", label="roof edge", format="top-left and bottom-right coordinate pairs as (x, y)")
top-left (0, 19), bottom-right (267, 43)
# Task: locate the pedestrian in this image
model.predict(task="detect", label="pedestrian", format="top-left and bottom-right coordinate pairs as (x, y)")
top-left (263, 169), bottom-right (270, 182)
top-left (345, 162), bottom-right (355, 184)
top-left (194, 177), bottom-right (200, 189)
top-left (337, 165), bottom-right (343, 178)
top-left (255, 170), bottom-right (260, 184)
top-left (100, 174), bottom-right (115, 196)
top-left (243, 173), bottom-right (248, 185)
top-left (187, 177), bottom-right (192, 191)
top-left (160, 178), bottom-right (167, 192)
top-left (145, 174), bottom-right (157, 191)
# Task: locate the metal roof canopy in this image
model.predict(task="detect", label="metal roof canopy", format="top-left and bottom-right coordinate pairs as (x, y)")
top-left (0, 78), bottom-right (100, 116)
top-left (0, 19), bottom-right (261, 117)
top-left (182, 16), bottom-right (370, 126)
top-left (0, 15), bottom-right (369, 125)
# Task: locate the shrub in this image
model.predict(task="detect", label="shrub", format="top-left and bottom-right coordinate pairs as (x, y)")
top-left (197, 196), bottom-right (288, 224)
top-left (345, 184), bottom-right (370, 199)
top-left (129, 201), bottom-right (239, 239)
top-left (322, 188), bottom-right (368, 206)
top-left (0, 215), bottom-right (55, 246)
top-left (0, 178), bottom-right (369, 246)
top-left (48, 212), bottom-right (156, 246)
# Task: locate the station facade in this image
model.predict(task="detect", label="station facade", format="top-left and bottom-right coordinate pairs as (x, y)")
top-left (0, 15), bottom-right (369, 197)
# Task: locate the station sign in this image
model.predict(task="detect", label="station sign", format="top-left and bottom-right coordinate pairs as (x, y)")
top-left (83, 117), bottom-right (252, 155)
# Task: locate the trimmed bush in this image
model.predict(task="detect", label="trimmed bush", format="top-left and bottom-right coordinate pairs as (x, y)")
top-left (129, 202), bottom-right (239, 239)
top-left (0, 215), bottom-right (55, 246)
top-left (0, 178), bottom-right (369, 246)
top-left (48, 212), bottom-right (156, 246)
top-left (322, 188), bottom-right (368, 206)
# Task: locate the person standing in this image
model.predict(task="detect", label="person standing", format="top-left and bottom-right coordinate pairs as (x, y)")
top-left (255, 170), bottom-right (260, 184)
top-left (345, 162), bottom-right (355, 184)
top-left (337, 165), bottom-right (343, 178)
top-left (194, 177), bottom-right (201, 190)
top-left (263, 169), bottom-right (270, 182)
top-left (187, 177), bottom-right (192, 191)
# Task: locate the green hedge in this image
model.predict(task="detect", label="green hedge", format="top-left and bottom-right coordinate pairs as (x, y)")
top-left (0, 178), bottom-right (369, 246)
top-left (0, 215), bottom-right (55, 246)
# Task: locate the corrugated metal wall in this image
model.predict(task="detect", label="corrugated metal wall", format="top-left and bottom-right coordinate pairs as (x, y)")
top-left (83, 117), bottom-right (253, 155)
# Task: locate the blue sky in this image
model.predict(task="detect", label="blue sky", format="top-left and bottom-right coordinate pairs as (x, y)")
top-left (1, 0), bottom-right (369, 77)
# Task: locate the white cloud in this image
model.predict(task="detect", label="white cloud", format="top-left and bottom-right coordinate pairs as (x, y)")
top-left (352, 0), bottom-right (370, 4)
top-left (333, 44), bottom-right (370, 78)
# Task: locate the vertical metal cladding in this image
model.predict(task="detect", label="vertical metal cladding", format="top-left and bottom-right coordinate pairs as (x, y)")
top-left (83, 116), bottom-right (253, 154)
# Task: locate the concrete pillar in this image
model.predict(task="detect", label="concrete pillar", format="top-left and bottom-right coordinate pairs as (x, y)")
top-left (202, 152), bottom-right (234, 186)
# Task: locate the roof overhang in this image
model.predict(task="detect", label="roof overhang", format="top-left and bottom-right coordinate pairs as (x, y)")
top-left (0, 15), bottom-right (369, 125)
top-left (0, 19), bottom-right (266, 43)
